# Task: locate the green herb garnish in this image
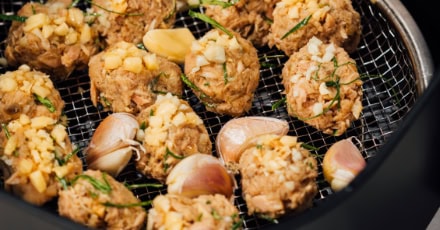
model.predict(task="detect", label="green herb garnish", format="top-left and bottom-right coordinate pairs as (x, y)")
top-left (0, 14), bottom-right (27, 22)
top-left (101, 96), bottom-right (111, 107)
top-left (223, 62), bottom-right (229, 84)
top-left (188, 10), bottom-right (233, 37)
top-left (281, 14), bottom-right (311, 40)
top-left (150, 72), bottom-right (171, 95)
top-left (163, 147), bottom-right (184, 172)
top-left (56, 147), bottom-right (80, 166)
top-left (56, 176), bottom-right (69, 190)
top-left (259, 214), bottom-right (279, 224)
top-left (70, 173), bottom-right (112, 194)
top-left (211, 209), bottom-right (222, 220)
top-left (139, 121), bottom-right (147, 130)
top-left (102, 200), bottom-right (152, 208)
top-left (301, 143), bottom-right (318, 151)
top-left (201, 0), bottom-right (238, 8)
top-left (124, 183), bottom-right (163, 189)
top-left (272, 97), bottom-right (286, 110)
top-left (181, 74), bottom-right (217, 108)
top-left (136, 43), bottom-right (146, 50)
top-left (299, 57), bottom-right (361, 121)
top-left (1, 123), bottom-right (11, 139)
top-left (231, 213), bottom-right (243, 230)
top-left (35, 94), bottom-right (56, 113)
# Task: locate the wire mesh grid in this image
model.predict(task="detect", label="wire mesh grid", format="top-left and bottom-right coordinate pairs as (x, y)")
top-left (0, 0), bottom-right (418, 229)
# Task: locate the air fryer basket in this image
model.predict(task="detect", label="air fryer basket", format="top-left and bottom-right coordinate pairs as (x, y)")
top-left (0, 0), bottom-right (433, 229)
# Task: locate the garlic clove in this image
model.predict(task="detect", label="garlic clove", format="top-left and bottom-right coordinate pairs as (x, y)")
top-left (87, 147), bottom-right (133, 177)
top-left (85, 112), bottom-right (143, 177)
top-left (166, 153), bottom-right (235, 199)
top-left (216, 116), bottom-right (289, 172)
top-left (143, 28), bottom-right (196, 64)
top-left (322, 137), bottom-right (366, 191)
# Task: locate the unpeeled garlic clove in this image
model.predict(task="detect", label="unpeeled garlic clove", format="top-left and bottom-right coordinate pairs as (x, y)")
top-left (143, 28), bottom-right (195, 64)
top-left (166, 153), bottom-right (235, 199)
top-left (322, 137), bottom-right (366, 191)
top-left (87, 147), bottom-right (133, 177)
top-left (216, 116), bottom-right (289, 172)
top-left (86, 113), bottom-right (144, 177)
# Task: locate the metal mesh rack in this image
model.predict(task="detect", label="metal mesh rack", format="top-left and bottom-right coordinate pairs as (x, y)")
top-left (0, 0), bottom-right (423, 229)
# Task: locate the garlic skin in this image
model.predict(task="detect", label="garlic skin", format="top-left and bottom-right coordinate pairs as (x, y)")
top-left (216, 116), bottom-right (289, 172)
top-left (166, 153), bottom-right (235, 199)
top-left (322, 137), bottom-right (366, 191)
top-left (85, 113), bottom-right (145, 177)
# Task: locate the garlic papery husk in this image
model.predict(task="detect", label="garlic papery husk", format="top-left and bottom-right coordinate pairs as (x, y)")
top-left (85, 112), bottom-right (145, 177)
top-left (322, 137), bottom-right (366, 192)
top-left (87, 147), bottom-right (133, 177)
top-left (216, 116), bottom-right (289, 173)
top-left (166, 153), bottom-right (235, 199)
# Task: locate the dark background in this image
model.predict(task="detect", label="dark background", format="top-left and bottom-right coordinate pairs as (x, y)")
top-left (0, 1), bottom-right (439, 229)
top-left (401, 0), bottom-right (440, 66)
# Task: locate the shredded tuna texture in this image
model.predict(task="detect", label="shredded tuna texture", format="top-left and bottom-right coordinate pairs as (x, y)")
top-left (239, 134), bottom-right (318, 218)
top-left (135, 93), bottom-right (212, 182)
top-left (184, 29), bottom-right (260, 117)
top-left (88, 41), bottom-right (182, 114)
top-left (281, 37), bottom-right (363, 136)
top-left (268, 0), bottom-right (361, 55)
top-left (147, 194), bottom-right (241, 230)
top-left (58, 170), bottom-right (146, 230)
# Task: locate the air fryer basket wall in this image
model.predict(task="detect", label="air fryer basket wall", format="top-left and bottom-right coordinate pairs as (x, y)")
top-left (0, 0), bottom-right (433, 229)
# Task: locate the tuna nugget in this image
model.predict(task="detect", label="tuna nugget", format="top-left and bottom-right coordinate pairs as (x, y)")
top-left (184, 29), bottom-right (260, 117)
top-left (281, 37), bottom-right (363, 136)
top-left (268, 0), bottom-right (361, 56)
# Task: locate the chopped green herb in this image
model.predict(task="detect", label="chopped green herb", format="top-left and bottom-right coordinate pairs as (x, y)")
top-left (56, 176), bottom-right (68, 190)
top-left (201, 0), bottom-right (238, 8)
top-left (70, 173), bottom-right (112, 194)
top-left (124, 183), bottom-right (163, 189)
top-left (259, 214), bottom-right (279, 224)
top-left (139, 122), bottom-right (147, 130)
top-left (165, 147), bottom-right (184, 160)
top-left (262, 14), bottom-right (273, 24)
top-left (231, 214), bottom-right (243, 230)
top-left (272, 97), bottom-right (286, 110)
top-left (260, 62), bottom-right (276, 68)
top-left (0, 14), bottom-right (27, 22)
top-left (281, 14), bottom-right (311, 40)
top-left (1, 123), bottom-right (11, 139)
top-left (150, 72), bottom-right (171, 95)
top-left (55, 147), bottom-right (80, 166)
top-left (136, 43), bottom-right (147, 50)
top-left (101, 96), bottom-right (111, 107)
top-left (149, 109), bottom-right (155, 117)
top-left (222, 62), bottom-right (229, 84)
top-left (163, 147), bottom-right (184, 172)
top-left (35, 94), bottom-right (56, 113)
top-left (197, 213), bottom-right (203, 221)
top-left (69, 0), bottom-right (81, 8)
top-left (181, 74), bottom-right (217, 108)
top-left (256, 144), bottom-right (263, 149)
top-left (299, 57), bottom-right (361, 121)
top-left (301, 143), bottom-right (318, 151)
top-left (188, 10), bottom-right (233, 37)
top-left (102, 200), bottom-right (152, 208)
top-left (211, 209), bottom-right (221, 220)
